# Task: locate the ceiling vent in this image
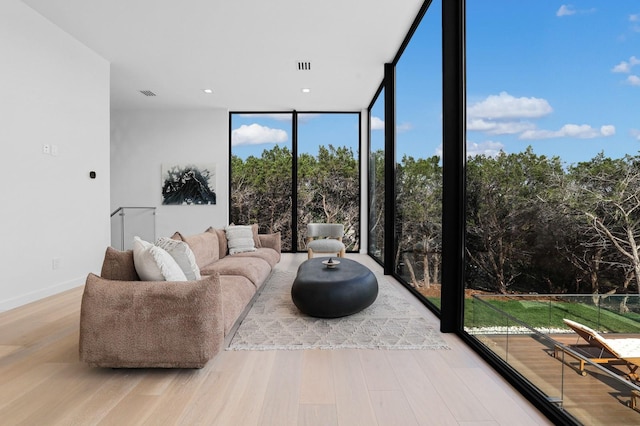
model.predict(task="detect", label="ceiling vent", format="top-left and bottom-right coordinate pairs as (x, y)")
top-left (297, 61), bottom-right (311, 71)
top-left (139, 90), bottom-right (156, 97)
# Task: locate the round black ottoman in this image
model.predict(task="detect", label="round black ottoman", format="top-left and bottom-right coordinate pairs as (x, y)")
top-left (291, 257), bottom-right (378, 318)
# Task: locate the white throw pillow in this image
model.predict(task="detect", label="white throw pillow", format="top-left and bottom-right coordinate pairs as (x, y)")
top-left (225, 225), bottom-right (256, 255)
top-left (132, 236), bottom-right (187, 281)
top-left (155, 237), bottom-right (201, 280)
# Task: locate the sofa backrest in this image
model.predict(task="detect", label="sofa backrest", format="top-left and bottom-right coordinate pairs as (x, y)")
top-left (172, 230), bottom-right (220, 269)
top-left (100, 246), bottom-right (140, 281)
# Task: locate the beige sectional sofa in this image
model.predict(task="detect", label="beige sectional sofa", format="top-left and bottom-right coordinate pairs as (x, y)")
top-left (79, 226), bottom-right (281, 368)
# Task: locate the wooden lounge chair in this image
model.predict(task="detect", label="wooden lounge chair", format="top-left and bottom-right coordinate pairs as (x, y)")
top-left (556, 318), bottom-right (640, 381)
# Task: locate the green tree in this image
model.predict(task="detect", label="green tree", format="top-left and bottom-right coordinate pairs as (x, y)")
top-left (466, 147), bottom-right (565, 293)
top-left (395, 155), bottom-right (442, 287)
top-left (568, 153), bottom-right (640, 295)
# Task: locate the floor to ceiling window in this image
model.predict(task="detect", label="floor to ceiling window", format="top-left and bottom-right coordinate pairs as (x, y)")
top-left (296, 113), bottom-right (361, 252)
top-left (368, 88), bottom-right (385, 264)
top-left (231, 112), bottom-right (360, 253)
top-left (230, 113), bottom-right (294, 250)
top-left (393, 0), bottom-right (443, 309)
top-left (464, 2), bottom-right (640, 424)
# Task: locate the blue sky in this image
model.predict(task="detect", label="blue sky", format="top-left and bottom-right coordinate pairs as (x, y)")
top-left (462, 1), bottom-right (640, 165)
top-left (233, 1), bottom-right (639, 166)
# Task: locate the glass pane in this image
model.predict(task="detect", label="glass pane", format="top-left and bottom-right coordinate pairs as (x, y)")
top-left (297, 113), bottom-right (360, 252)
top-left (465, 2), bottom-right (640, 423)
top-left (394, 0), bottom-right (443, 309)
top-left (369, 89), bottom-right (385, 263)
top-left (230, 113), bottom-right (293, 250)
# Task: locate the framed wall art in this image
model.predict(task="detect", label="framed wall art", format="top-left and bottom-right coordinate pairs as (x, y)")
top-left (161, 163), bottom-right (216, 205)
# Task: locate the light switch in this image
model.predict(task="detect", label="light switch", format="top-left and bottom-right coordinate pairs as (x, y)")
top-left (51, 144), bottom-right (59, 156)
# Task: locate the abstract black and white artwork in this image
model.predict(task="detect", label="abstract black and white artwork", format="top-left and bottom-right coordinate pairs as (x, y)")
top-left (161, 163), bottom-right (216, 205)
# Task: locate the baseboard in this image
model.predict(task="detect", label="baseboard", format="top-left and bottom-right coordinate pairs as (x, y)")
top-left (0, 276), bottom-right (85, 312)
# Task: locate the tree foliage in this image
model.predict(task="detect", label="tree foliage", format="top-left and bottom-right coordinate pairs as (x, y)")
top-left (232, 144), bottom-right (640, 296)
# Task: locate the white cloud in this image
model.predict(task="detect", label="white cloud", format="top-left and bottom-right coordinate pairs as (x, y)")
top-left (601, 125), bottom-right (616, 136)
top-left (612, 56), bottom-right (640, 73)
top-left (467, 118), bottom-right (536, 135)
top-left (631, 14), bottom-right (640, 22)
top-left (467, 141), bottom-right (505, 158)
top-left (520, 124), bottom-right (616, 140)
top-left (231, 123), bottom-right (288, 146)
top-left (467, 92), bottom-right (553, 120)
top-left (371, 116), bottom-right (384, 130)
top-left (397, 122), bottom-right (413, 133)
top-left (557, 5), bottom-right (576, 17)
top-left (628, 75), bottom-right (640, 86)
top-left (631, 129), bottom-right (640, 141)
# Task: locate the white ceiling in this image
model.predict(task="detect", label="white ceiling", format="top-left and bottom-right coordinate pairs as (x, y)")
top-left (22, 0), bottom-right (425, 111)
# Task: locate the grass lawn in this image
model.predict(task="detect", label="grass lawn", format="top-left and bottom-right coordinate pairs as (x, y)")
top-left (462, 297), bottom-right (640, 332)
top-left (416, 295), bottom-right (640, 333)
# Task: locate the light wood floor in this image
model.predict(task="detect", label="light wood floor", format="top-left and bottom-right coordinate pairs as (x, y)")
top-left (0, 253), bottom-right (551, 425)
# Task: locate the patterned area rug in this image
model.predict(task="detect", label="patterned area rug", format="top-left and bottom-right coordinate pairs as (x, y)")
top-left (227, 269), bottom-right (450, 351)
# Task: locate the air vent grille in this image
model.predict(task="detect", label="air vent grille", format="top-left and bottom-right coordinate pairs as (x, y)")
top-left (139, 90), bottom-right (156, 97)
top-left (297, 61), bottom-right (311, 71)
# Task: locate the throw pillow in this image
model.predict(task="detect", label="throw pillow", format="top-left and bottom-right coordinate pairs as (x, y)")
top-left (224, 225), bottom-right (256, 254)
top-left (155, 237), bottom-right (201, 280)
top-left (132, 236), bottom-right (187, 281)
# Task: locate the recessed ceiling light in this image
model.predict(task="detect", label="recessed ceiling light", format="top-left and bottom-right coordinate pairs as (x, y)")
top-left (301, 88), bottom-right (311, 93)
top-left (203, 89), bottom-right (213, 94)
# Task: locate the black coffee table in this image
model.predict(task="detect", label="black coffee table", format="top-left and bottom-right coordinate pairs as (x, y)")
top-left (291, 257), bottom-right (378, 318)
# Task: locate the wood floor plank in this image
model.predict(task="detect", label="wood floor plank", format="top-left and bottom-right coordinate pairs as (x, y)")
top-left (387, 351), bottom-right (459, 425)
top-left (332, 349), bottom-right (378, 426)
top-left (370, 389), bottom-right (420, 426)
top-left (414, 350), bottom-right (495, 423)
top-left (360, 349), bottom-right (401, 391)
top-left (208, 350), bottom-right (277, 426)
top-left (297, 403), bottom-right (338, 426)
top-left (258, 350), bottom-right (303, 426)
top-left (299, 349), bottom-right (335, 404)
top-left (455, 367), bottom-right (546, 426)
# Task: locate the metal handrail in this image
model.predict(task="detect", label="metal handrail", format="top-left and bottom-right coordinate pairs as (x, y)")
top-left (110, 206), bottom-right (156, 250)
top-left (110, 206), bottom-right (156, 217)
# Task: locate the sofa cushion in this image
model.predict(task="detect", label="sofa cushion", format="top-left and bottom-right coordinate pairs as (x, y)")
top-left (225, 225), bottom-right (256, 254)
top-left (100, 247), bottom-right (140, 281)
top-left (251, 223), bottom-right (262, 248)
top-left (201, 256), bottom-right (271, 288)
top-left (258, 232), bottom-right (281, 253)
top-left (207, 227), bottom-right (228, 258)
top-left (232, 247), bottom-right (280, 268)
top-left (133, 237), bottom-right (187, 281)
top-left (173, 231), bottom-right (219, 269)
top-left (219, 275), bottom-right (256, 335)
top-left (156, 237), bottom-right (201, 280)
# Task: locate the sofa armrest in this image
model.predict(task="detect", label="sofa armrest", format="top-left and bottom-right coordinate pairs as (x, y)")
top-left (79, 273), bottom-right (224, 368)
top-left (258, 232), bottom-right (281, 253)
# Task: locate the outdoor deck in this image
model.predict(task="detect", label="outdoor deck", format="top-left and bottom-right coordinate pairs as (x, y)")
top-left (475, 332), bottom-right (640, 425)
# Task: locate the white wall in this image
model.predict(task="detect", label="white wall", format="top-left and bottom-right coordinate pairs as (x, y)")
top-left (110, 109), bottom-right (229, 241)
top-left (0, 1), bottom-right (111, 311)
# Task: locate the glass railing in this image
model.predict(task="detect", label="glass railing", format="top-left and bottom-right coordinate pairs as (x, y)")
top-left (466, 294), bottom-right (640, 425)
top-left (110, 207), bottom-right (156, 250)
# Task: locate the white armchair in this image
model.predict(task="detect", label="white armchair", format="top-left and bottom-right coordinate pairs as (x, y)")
top-left (306, 223), bottom-right (346, 259)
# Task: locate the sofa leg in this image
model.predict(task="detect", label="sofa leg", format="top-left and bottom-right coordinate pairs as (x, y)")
top-left (308, 249), bottom-right (313, 259)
